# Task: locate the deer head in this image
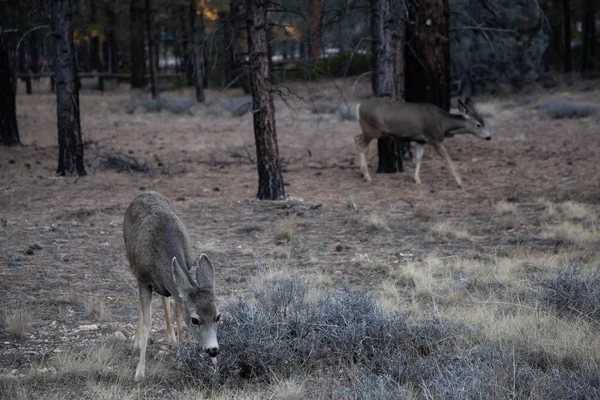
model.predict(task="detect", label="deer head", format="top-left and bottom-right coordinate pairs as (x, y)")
top-left (171, 254), bottom-right (220, 362)
top-left (458, 98), bottom-right (491, 141)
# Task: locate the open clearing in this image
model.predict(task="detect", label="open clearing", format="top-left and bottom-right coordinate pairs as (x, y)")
top-left (1, 78), bottom-right (600, 398)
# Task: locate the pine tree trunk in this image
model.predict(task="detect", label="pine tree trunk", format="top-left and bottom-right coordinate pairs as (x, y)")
top-left (52, 0), bottom-right (86, 176)
top-left (563, 0), bottom-right (572, 73)
top-left (106, 1), bottom-right (119, 74)
top-left (246, 0), bottom-right (285, 200)
top-left (186, 1), bottom-right (196, 86)
top-left (0, 23), bottom-right (20, 146)
top-left (581, 0), bottom-right (595, 76)
top-left (145, 0), bottom-right (158, 98)
top-left (193, 7), bottom-right (205, 102)
top-left (404, 0), bottom-right (450, 111)
top-left (130, 0), bottom-right (146, 88)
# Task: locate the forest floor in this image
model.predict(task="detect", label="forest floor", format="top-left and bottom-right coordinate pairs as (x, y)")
top-left (1, 76), bottom-right (599, 399)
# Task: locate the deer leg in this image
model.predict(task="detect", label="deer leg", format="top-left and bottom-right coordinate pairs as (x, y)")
top-left (134, 284), bottom-right (152, 382)
top-left (414, 143), bottom-right (425, 184)
top-left (161, 296), bottom-right (177, 346)
top-left (175, 303), bottom-right (184, 345)
top-left (354, 133), bottom-right (373, 182)
top-left (432, 143), bottom-right (462, 187)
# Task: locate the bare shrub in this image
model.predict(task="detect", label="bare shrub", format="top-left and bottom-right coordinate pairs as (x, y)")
top-left (4, 305), bottom-right (32, 338)
top-left (541, 266), bottom-right (600, 321)
top-left (179, 276), bottom-right (462, 386)
top-left (541, 99), bottom-right (598, 119)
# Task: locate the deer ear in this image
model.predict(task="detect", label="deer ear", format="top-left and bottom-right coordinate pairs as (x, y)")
top-left (171, 257), bottom-right (189, 297)
top-left (195, 253), bottom-right (215, 289)
top-left (458, 100), bottom-right (468, 116)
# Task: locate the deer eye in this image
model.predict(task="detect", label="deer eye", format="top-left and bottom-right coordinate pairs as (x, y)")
top-left (215, 314), bottom-right (221, 322)
top-left (476, 123), bottom-right (482, 128)
top-left (191, 317), bottom-right (200, 326)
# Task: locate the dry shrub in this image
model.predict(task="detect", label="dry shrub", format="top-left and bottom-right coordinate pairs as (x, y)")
top-left (4, 305), bottom-right (32, 338)
top-left (541, 266), bottom-right (600, 322)
top-left (430, 221), bottom-right (471, 240)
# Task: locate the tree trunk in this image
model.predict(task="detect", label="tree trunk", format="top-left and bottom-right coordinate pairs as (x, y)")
top-left (52, 0), bottom-right (86, 176)
top-left (30, 30), bottom-right (40, 80)
top-left (0, 23), bottom-right (20, 146)
top-left (179, 3), bottom-right (188, 78)
top-left (130, 0), bottom-right (146, 88)
top-left (563, 0), bottom-right (572, 73)
top-left (309, 0), bottom-right (324, 59)
top-left (106, 0), bottom-right (119, 74)
top-left (246, 0), bottom-right (285, 200)
top-left (186, 1), bottom-right (196, 86)
top-left (18, 38), bottom-right (32, 94)
top-left (193, 6), bottom-right (205, 102)
top-left (581, 0), bottom-right (596, 76)
top-left (404, 0), bottom-right (450, 111)
top-left (145, 0), bottom-right (158, 98)
top-left (371, 0), bottom-right (409, 174)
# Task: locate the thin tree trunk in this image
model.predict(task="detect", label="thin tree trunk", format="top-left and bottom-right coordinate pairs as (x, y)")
top-left (193, 6), bottom-right (205, 102)
top-left (404, 0), bottom-right (450, 111)
top-left (581, 0), bottom-right (595, 76)
top-left (179, 2), bottom-right (188, 78)
top-left (309, 0), bottom-right (323, 59)
top-left (52, 0), bottom-right (86, 176)
top-left (186, 1), bottom-right (196, 86)
top-left (246, 0), bottom-right (285, 200)
top-left (563, 0), bottom-right (572, 73)
top-left (130, 0), bottom-right (146, 88)
top-left (0, 23), bottom-right (20, 146)
top-left (106, 0), bottom-right (119, 74)
top-left (145, 0), bottom-right (158, 98)
top-left (18, 38), bottom-right (32, 94)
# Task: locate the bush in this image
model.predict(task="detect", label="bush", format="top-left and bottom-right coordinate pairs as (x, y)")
top-left (541, 99), bottom-right (598, 119)
top-left (541, 266), bottom-right (600, 321)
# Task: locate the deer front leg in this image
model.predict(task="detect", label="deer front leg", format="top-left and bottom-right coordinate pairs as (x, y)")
top-left (414, 143), bottom-right (425, 184)
top-left (161, 296), bottom-right (177, 346)
top-left (354, 133), bottom-right (373, 182)
top-left (175, 303), bottom-right (184, 345)
top-left (135, 284), bottom-right (153, 382)
top-left (432, 143), bottom-right (462, 187)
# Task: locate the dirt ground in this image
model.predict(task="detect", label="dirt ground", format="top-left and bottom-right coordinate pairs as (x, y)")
top-left (1, 76), bottom-right (599, 394)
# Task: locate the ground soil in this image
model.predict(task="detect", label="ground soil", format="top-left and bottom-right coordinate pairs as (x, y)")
top-left (1, 76), bottom-right (599, 379)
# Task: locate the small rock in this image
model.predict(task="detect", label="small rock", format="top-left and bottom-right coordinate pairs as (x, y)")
top-left (212, 187), bottom-right (220, 192)
top-left (78, 324), bottom-right (98, 331)
top-left (10, 369), bottom-right (17, 375)
top-left (113, 331), bottom-right (126, 340)
top-left (202, 188), bottom-right (211, 192)
top-left (334, 270), bottom-right (343, 275)
top-left (61, 254), bottom-right (71, 262)
top-left (109, 221), bottom-right (121, 227)
top-left (175, 196), bottom-right (185, 201)
top-left (335, 244), bottom-right (345, 252)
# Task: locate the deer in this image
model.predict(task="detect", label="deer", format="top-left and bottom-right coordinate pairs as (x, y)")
top-left (123, 191), bottom-right (220, 382)
top-left (354, 97), bottom-right (491, 187)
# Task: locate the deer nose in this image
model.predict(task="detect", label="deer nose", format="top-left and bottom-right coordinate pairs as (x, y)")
top-left (486, 137), bottom-right (491, 141)
top-left (207, 347), bottom-right (219, 358)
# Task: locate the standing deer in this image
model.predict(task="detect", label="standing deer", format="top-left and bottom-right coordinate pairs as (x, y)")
top-left (123, 192), bottom-right (220, 382)
top-left (354, 97), bottom-right (491, 187)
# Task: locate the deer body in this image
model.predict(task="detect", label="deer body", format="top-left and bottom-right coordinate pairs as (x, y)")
top-left (123, 192), bottom-right (220, 382)
top-left (355, 98), bottom-right (491, 187)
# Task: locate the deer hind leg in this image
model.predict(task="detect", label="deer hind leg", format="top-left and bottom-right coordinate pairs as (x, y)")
top-left (432, 143), bottom-right (462, 187)
top-left (354, 133), bottom-right (373, 182)
top-left (414, 143), bottom-right (425, 184)
top-left (161, 296), bottom-right (177, 346)
top-left (175, 303), bottom-right (184, 345)
top-left (134, 284), bottom-right (152, 382)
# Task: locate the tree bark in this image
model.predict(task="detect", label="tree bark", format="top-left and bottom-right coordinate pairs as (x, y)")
top-left (130, 0), bottom-right (146, 88)
top-left (581, 0), bottom-right (596, 76)
top-left (0, 23), bottom-right (20, 146)
top-left (563, 0), bottom-right (572, 73)
top-left (371, 0), bottom-right (409, 174)
top-left (18, 37), bottom-right (32, 94)
top-left (186, 0), bottom-right (196, 86)
top-left (145, 0), bottom-right (158, 98)
top-left (52, 0), bottom-right (86, 176)
top-left (193, 6), bottom-right (205, 102)
top-left (309, 0), bottom-right (325, 59)
top-left (246, 0), bottom-right (285, 200)
top-left (404, 0), bottom-right (450, 112)
top-left (106, 0), bottom-right (119, 74)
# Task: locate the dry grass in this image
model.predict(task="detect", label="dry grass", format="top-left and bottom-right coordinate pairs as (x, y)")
top-left (364, 213), bottom-right (391, 232)
top-left (542, 221), bottom-right (600, 244)
top-left (4, 305), bottom-right (32, 338)
top-left (495, 200), bottom-right (517, 216)
top-left (269, 378), bottom-right (305, 400)
top-left (430, 221), bottom-right (472, 240)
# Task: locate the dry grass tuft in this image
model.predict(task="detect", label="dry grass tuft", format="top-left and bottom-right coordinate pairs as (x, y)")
top-left (364, 213), bottom-right (391, 232)
top-left (495, 201), bottom-right (517, 216)
top-left (4, 305), bottom-right (32, 338)
top-left (430, 221), bottom-right (471, 240)
top-left (559, 201), bottom-right (598, 221)
top-left (82, 298), bottom-right (113, 322)
top-left (269, 377), bottom-right (305, 400)
top-left (542, 221), bottom-right (600, 244)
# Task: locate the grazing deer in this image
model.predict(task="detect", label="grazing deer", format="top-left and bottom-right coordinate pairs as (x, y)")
top-left (123, 192), bottom-right (220, 382)
top-left (354, 98), bottom-right (491, 187)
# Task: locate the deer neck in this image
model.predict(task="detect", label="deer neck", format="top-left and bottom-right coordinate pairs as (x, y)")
top-left (441, 113), bottom-right (469, 135)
